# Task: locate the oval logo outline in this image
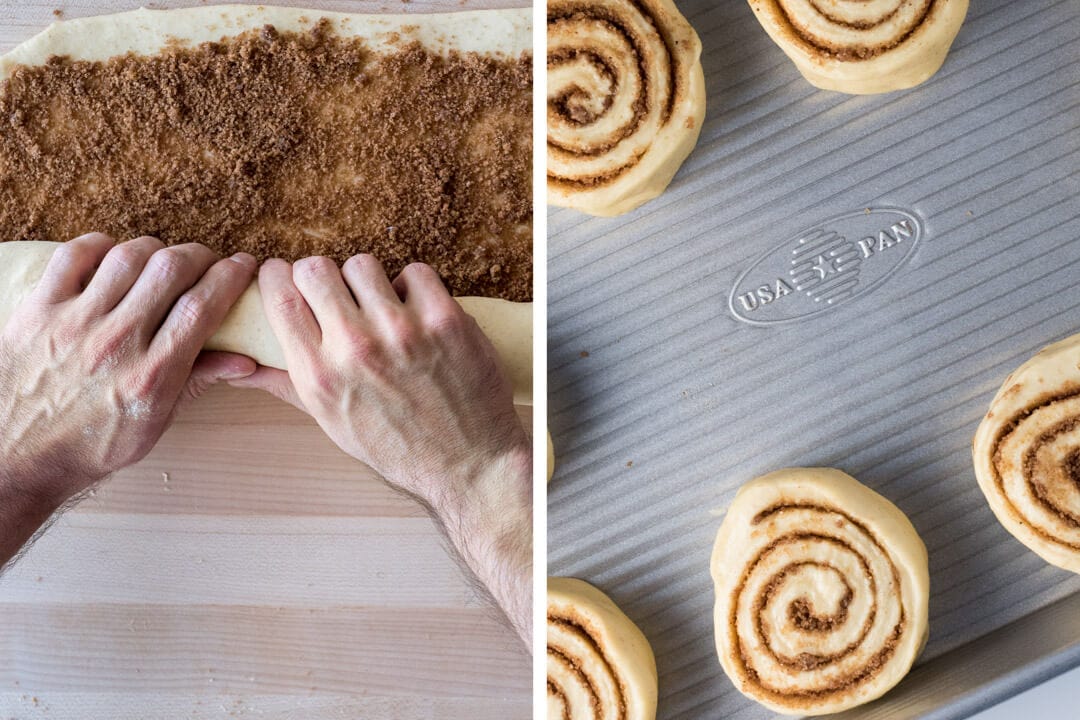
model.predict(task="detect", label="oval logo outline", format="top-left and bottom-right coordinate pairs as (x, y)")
top-left (728, 208), bottom-right (922, 326)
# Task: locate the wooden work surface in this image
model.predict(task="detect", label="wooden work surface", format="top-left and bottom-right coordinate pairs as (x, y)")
top-left (0, 2), bottom-right (532, 718)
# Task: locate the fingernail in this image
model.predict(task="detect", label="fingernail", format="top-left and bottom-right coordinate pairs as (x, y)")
top-left (230, 252), bottom-right (257, 269)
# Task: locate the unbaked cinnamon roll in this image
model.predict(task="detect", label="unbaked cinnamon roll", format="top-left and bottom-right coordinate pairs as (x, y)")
top-left (974, 334), bottom-right (1080, 574)
top-left (547, 0), bottom-right (706, 216)
top-left (747, 0), bottom-right (969, 94)
top-left (548, 577), bottom-right (658, 720)
top-left (712, 468), bottom-right (929, 715)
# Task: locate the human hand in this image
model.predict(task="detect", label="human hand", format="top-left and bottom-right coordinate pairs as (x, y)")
top-left (231, 255), bottom-right (530, 510)
top-left (230, 255), bottom-right (532, 645)
top-left (0, 233), bottom-right (257, 536)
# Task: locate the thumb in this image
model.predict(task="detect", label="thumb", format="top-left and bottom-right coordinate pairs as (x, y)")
top-left (227, 366), bottom-right (308, 413)
top-left (185, 351), bottom-right (257, 401)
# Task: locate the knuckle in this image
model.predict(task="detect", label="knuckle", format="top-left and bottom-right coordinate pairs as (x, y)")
top-left (131, 364), bottom-right (165, 401)
top-left (295, 256), bottom-right (336, 279)
top-left (273, 289), bottom-right (307, 317)
top-left (171, 292), bottom-right (209, 327)
top-left (306, 366), bottom-right (341, 400)
top-left (423, 307), bottom-right (467, 337)
top-left (342, 333), bottom-right (386, 367)
top-left (106, 244), bottom-right (144, 273)
top-left (88, 328), bottom-right (135, 371)
top-left (148, 247), bottom-right (185, 279)
top-left (131, 235), bottom-right (164, 249)
top-left (344, 254), bottom-right (381, 273)
top-left (386, 316), bottom-right (417, 347)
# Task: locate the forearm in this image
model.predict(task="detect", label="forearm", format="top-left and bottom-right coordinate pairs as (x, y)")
top-left (0, 469), bottom-right (70, 570)
top-left (433, 444), bottom-right (533, 649)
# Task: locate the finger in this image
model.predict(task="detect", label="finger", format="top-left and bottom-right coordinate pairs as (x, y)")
top-left (390, 262), bottom-right (457, 323)
top-left (118, 244), bottom-right (221, 335)
top-left (342, 254), bottom-right (401, 315)
top-left (81, 236), bottom-right (165, 313)
top-left (391, 263), bottom-right (459, 314)
top-left (150, 253), bottom-right (258, 365)
top-left (227, 366), bottom-right (308, 413)
top-left (259, 259), bottom-right (321, 363)
top-left (183, 351), bottom-right (258, 403)
top-left (34, 232), bottom-right (115, 304)
top-left (292, 256), bottom-right (358, 334)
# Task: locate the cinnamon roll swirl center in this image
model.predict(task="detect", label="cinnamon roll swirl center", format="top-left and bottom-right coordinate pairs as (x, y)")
top-left (731, 505), bottom-right (905, 699)
top-left (546, 0), bottom-right (681, 186)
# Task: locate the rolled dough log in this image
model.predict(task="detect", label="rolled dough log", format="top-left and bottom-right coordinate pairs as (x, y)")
top-left (0, 241), bottom-right (532, 405)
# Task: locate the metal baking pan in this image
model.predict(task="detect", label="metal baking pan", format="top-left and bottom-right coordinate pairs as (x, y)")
top-left (547, 0), bottom-right (1080, 717)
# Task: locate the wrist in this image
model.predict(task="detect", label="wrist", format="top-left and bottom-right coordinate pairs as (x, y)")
top-left (0, 452), bottom-right (96, 512)
top-left (430, 439), bottom-right (533, 645)
top-left (0, 465), bottom-right (77, 569)
top-left (429, 436), bottom-right (532, 524)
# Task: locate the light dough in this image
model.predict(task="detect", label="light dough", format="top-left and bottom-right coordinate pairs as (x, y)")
top-left (546, 0), bottom-right (706, 217)
top-left (711, 468), bottom-right (929, 716)
top-left (0, 242), bottom-right (532, 405)
top-left (548, 576), bottom-right (658, 720)
top-left (0, 5), bottom-right (530, 81)
top-left (973, 334), bottom-right (1080, 573)
top-left (546, 430), bottom-right (555, 483)
top-left (747, 0), bottom-right (969, 94)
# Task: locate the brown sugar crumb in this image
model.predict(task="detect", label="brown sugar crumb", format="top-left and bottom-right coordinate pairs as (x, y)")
top-left (53, 9), bottom-right (64, 18)
top-left (0, 22), bottom-right (533, 301)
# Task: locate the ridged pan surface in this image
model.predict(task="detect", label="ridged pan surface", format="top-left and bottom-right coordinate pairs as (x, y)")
top-left (547, 0), bottom-right (1080, 717)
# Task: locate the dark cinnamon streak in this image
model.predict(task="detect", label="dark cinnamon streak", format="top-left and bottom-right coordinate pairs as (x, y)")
top-left (771, 0), bottom-right (937, 61)
top-left (548, 615), bottom-right (628, 719)
top-left (992, 386), bottom-right (1080, 546)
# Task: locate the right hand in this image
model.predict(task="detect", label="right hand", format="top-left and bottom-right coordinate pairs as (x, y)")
top-left (230, 255), bottom-right (529, 512)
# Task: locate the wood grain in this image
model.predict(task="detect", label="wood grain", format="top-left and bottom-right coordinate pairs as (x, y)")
top-left (0, 2), bottom-right (533, 717)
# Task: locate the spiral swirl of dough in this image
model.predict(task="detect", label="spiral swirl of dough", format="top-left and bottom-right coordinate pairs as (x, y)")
top-left (974, 334), bottom-right (1080, 574)
top-left (747, 0), bottom-right (968, 94)
top-left (776, 0), bottom-right (936, 58)
top-left (547, 577), bottom-right (657, 720)
top-left (547, 0), bottom-right (705, 216)
top-left (712, 469), bottom-right (928, 715)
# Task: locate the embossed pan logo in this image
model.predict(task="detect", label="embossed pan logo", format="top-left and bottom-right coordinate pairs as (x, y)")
top-left (729, 208), bottom-right (922, 325)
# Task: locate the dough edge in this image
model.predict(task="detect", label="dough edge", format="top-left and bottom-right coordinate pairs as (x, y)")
top-left (972, 333), bottom-right (1080, 573)
top-left (547, 576), bottom-right (659, 720)
top-left (0, 4), bottom-right (531, 81)
top-left (746, 0), bottom-right (969, 95)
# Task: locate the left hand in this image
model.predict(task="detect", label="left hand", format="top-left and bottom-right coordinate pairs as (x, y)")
top-left (0, 233), bottom-right (257, 567)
